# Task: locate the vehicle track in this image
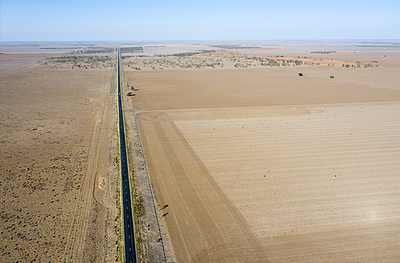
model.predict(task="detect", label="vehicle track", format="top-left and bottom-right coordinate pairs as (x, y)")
top-left (62, 60), bottom-right (114, 263)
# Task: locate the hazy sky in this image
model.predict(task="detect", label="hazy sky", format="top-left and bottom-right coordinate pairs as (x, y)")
top-left (1, 0), bottom-right (399, 41)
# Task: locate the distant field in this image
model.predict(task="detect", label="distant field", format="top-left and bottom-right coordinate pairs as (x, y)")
top-left (127, 45), bottom-right (400, 262)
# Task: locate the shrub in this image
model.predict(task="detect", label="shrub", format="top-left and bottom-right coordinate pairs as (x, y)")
top-left (127, 92), bottom-right (134, 96)
top-left (298, 72), bottom-right (303, 76)
top-left (330, 75), bottom-right (334, 79)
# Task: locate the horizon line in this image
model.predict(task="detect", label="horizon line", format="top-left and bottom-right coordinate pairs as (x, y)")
top-left (1, 39), bottom-right (400, 43)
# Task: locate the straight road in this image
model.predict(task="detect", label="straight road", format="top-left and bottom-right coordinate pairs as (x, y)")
top-left (117, 47), bottom-right (137, 263)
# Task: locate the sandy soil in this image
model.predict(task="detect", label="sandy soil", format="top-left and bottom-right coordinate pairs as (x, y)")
top-left (128, 45), bottom-right (400, 262)
top-left (0, 46), bottom-right (119, 262)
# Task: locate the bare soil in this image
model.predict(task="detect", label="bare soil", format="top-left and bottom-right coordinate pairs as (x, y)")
top-left (1, 42), bottom-right (398, 263)
top-left (127, 45), bottom-right (400, 262)
top-left (0, 46), bottom-right (119, 262)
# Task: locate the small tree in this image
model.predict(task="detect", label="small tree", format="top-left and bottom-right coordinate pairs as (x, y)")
top-left (298, 72), bottom-right (303, 76)
top-left (330, 75), bottom-right (334, 79)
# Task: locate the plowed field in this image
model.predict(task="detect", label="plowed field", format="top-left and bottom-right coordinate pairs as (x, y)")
top-left (128, 51), bottom-right (400, 262)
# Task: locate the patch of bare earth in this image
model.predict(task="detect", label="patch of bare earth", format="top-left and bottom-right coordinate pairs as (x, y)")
top-left (0, 60), bottom-right (119, 262)
top-left (127, 50), bottom-right (400, 262)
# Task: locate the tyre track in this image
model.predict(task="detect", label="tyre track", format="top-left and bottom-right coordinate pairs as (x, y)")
top-left (62, 68), bottom-right (114, 262)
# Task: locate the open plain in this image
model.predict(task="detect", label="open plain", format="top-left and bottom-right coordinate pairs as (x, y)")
top-left (0, 43), bottom-right (120, 262)
top-left (126, 42), bottom-right (400, 262)
top-left (1, 41), bottom-right (399, 262)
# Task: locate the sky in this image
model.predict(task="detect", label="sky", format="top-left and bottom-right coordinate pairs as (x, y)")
top-left (1, 0), bottom-right (399, 41)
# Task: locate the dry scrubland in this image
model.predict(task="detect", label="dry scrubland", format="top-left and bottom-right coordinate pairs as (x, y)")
top-left (0, 44), bottom-right (120, 262)
top-left (126, 43), bottom-right (400, 262)
top-left (123, 51), bottom-right (379, 71)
